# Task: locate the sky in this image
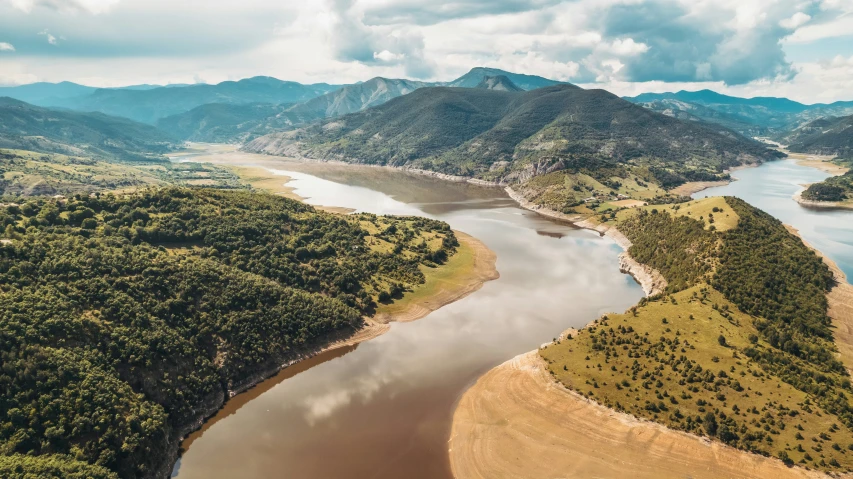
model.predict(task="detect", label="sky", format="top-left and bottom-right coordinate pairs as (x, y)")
top-left (0, 0), bottom-right (852, 103)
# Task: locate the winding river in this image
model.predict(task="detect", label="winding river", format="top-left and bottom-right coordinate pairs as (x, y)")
top-left (172, 151), bottom-right (852, 478)
top-left (171, 155), bottom-right (644, 478)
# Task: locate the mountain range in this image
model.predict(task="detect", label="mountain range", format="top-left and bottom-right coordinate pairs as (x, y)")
top-left (626, 90), bottom-right (853, 138)
top-left (244, 84), bottom-right (780, 184)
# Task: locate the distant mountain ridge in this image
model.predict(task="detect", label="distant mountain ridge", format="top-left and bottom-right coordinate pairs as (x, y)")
top-left (47, 77), bottom-right (340, 124)
top-left (780, 114), bottom-right (853, 158)
top-left (244, 84), bottom-right (779, 185)
top-left (627, 90), bottom-right (853, 137)
top-left (0, 96), bottom-right (176, 161)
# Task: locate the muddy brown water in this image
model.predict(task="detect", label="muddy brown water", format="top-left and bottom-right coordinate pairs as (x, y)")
top-left (169, 151), bottom-right (645, 478)
top-left (171, 150), bottom-right (853, 479)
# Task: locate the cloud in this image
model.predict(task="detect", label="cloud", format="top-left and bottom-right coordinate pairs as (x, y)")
top-left (0, 42), bottom-right (14, 51)
top-left (779, 12), bottom-right (811, 29)
top-left (373, 50), bottom-right (405, 62)
top-left (38, 29), bottom-right (58, 45)
top-left (362, 0), bottom-right (564, 26)
top-left (8, 0), bottom-right (120, 14)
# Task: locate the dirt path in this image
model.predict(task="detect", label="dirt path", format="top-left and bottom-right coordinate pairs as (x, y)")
top-left (449, 351), bottom-right (828, 479)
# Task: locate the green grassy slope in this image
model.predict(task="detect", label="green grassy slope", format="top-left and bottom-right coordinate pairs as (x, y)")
top-left (542, 197), bottom-right (851, 472)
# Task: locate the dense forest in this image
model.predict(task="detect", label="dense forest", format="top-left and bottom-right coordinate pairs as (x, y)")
top-left (802, 170), bottom-right (853, 202)
top-left (544, 197), bottom-right (852, 472)
top-left (0, 188), bottom-right (457, 477)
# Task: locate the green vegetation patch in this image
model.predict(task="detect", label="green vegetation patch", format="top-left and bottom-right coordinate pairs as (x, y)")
top-left (802, 170), bottom-right (853, 203)
top-left (0, 188), bottom-right (458, 477)
top-left (543, 196), bottom-right (850, 472)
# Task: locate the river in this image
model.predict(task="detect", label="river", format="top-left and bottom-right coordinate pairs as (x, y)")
top-left (172, 152), bottom-right (852, 478)
top-left (170, 154), bottom-right (645, 478)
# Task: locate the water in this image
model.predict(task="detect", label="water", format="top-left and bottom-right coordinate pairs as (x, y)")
top-left (695, 159), bottom-right (853, 280)
top-left (172, 157), bottom-right (644, 478)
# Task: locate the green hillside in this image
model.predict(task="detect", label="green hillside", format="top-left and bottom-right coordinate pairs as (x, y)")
top-left (782, 115), bottom-right (853, 158)
top-left (245, 85), bottom-right (780, 191)
top-left (0, 188), bottom-right (459, 477)
top-left (542, 197), bottom-right (852, 472)
top-left (0, 97), bottom-right (176, 162)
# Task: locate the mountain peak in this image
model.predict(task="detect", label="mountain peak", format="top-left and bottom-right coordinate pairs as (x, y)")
top-left (447, 67), bottom-right (564, 91)
top-left (475, 75), bottom-right (523, 92)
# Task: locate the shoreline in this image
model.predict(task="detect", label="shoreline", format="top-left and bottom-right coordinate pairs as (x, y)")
top-left (785, 225), bottom-right (853, 372)
top-left (505, 186), bottom-right (667, 296)
top-left (162, 231), bottom-right (498, 475)
top-left (448, 350), bottom-right (828, 479)
top-left (793, 189), bottom-right (853, 211)
top-left (447, 224), bottom-right (852, 479)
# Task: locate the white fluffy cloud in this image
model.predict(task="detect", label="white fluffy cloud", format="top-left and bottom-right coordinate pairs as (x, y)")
top-left (780, 12), bottom-right (811, 29)
top-left (0, 0), bottom-right (851, 102)
top-left (0, 42), bottom-right (15, 51)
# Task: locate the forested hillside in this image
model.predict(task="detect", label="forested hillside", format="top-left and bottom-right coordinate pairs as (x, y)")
top-left (802, 170), bottom-right (853, 203)
top-left (0, 97), bottom-right (176, 162)
top-left (244, 85), bottom-right (780, 190)
top-left (781, 115), bottom-right (853, 159)
top-left (542, 197), bottom-right (852, 472)
top-left (0, 188), bottom-right (458, 478)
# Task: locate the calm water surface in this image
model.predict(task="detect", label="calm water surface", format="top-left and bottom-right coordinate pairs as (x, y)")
top-left (695, 159), bottom-right (853, 279)
top-left (173, 154), bottom-right (853, 478)
top-left (171, 158), bottom-right (644, 478)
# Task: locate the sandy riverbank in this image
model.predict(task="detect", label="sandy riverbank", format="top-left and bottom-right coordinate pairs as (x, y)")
top-left (784, 151), bottom-right (849, 175)
top-left (793, 190), bottom-right (853, 211)
top-left (786, 225), bottom-right (853, 371)
top-left (449, 350), bottom-right (828, 479)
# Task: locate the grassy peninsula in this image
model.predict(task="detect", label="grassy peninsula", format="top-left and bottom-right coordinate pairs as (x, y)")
top-left (541, 197), bottom-right (850, 472)
top-left (0, 187), bottom-right (466, 478)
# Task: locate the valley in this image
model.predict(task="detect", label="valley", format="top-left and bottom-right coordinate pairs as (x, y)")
top-left (1, 52), bottom-right (853, 479)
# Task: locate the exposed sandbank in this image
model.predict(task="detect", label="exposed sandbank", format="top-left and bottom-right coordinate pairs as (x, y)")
top-left (793, 190), bottom-right (853, 211)
top-left (449, 350), bottom-right (828, 479)
top-left (786, 225), bottom-right (853, 372)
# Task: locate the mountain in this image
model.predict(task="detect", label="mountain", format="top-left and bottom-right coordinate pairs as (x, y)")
top-left (288, 77), bottom-right (428, 119)
top-left (159, 77), bottom-right (428, 143)
top-left (54, 76), bottom-right (341, 124)
top-left (627, 90), bottom-right (853, 137)
top-left (446, 67), bottom-right (562, 91)
top-left (629, 90), bottom-right (810, 113)
top-left (0, 97), bottom-right (176, 161)
top-left (475, 75), bottom-right (523, 92)
top-left (0, 81), bottom-right (97, 107)
top-left (156, 103), bottom-right (294, 143)
top-left (244, 84), bottom-right (780, 185)
top-left (779, 114), bottom-right (853, 157)
top-left (635, 98), bottom-right (770, 137)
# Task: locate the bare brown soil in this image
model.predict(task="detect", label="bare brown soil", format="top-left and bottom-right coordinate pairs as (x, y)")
top-left (449, 351), bottom-right (829, 479)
